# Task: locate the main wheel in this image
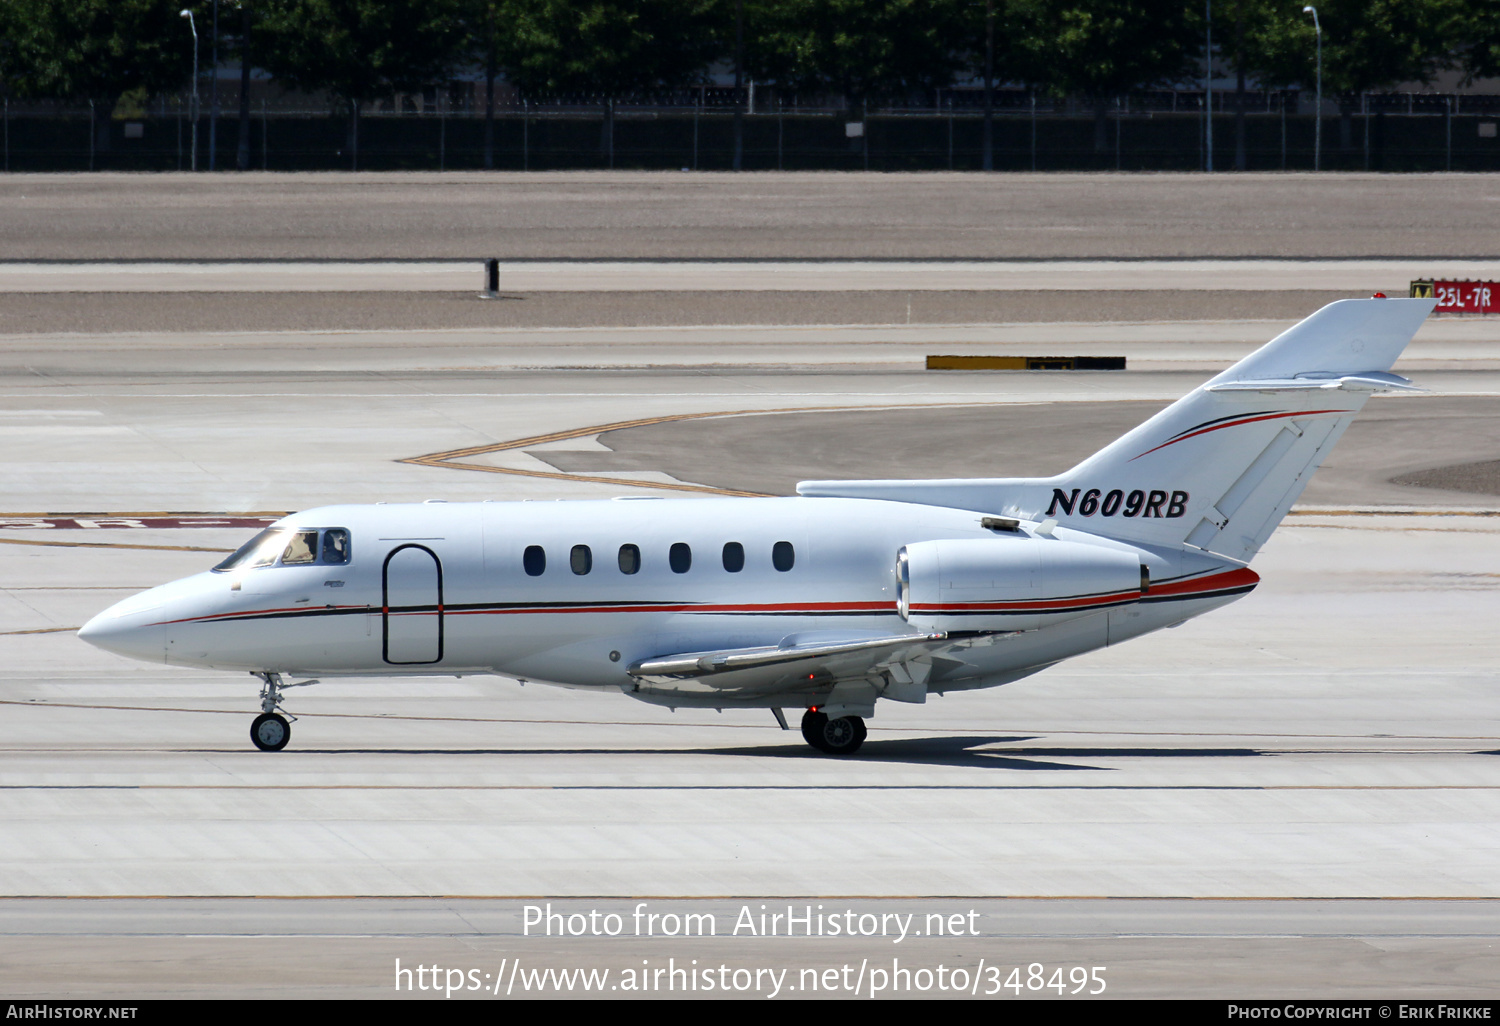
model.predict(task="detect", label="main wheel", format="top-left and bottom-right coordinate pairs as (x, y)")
top-left (801, 709), bottom-right (829, 751)
top-left (801, 710), bottom-right (866, 755)
top-left (251, 712), bottom-right (291, 752)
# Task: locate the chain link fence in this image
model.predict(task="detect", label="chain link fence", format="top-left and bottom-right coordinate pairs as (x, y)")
top-left (3, 92), bottom-right (1497, 172)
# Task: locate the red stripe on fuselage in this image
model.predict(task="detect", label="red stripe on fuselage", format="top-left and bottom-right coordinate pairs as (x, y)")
top-left (159, 571), bottom-right (1258, 628)
top-left (447, 600), bottom-right (894, 616)
top-left (153, 603), bottom-right (369, 626)
top-left (1143, 566), bottom-right (1260, 599)
top-left (911, 566), bottom-right (1258, 615)
top-left (162, 599), bottom-right (895, 625)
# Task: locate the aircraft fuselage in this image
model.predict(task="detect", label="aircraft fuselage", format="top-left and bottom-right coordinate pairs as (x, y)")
top-left (81, 496), bottom-right (1250, 712)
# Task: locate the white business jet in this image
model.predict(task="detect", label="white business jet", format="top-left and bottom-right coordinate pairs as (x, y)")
top-left (79, 298), bottom-right (1432, 755)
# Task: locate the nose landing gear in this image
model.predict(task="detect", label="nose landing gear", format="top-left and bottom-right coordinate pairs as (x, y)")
top-left (251, 711), bottom-right (291, 751)
top-left (250, 672), bottom-right (315, 752)
top-left (801, 708), bottom-right (867, 755)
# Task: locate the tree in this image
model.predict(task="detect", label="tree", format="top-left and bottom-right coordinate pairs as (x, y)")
top-left (1236, 0), bottom-right (1464, 147)
top-left (462, 0), bottom-right (505, 169)
top-left (0, 0), bottom-right (203, 150)
top-left (746, 0), bottom-right (969, 120)
top-left (495, 0), bottom-right (722, 160)
top-left (1191, 0), bottom-right (1279, 171)
top-left (1464, 0), bottom-right (1500, 82)
top-left (1009, 0), bottom-right (1203, 152)
top-left (254, 0), bottom-right (466, 169)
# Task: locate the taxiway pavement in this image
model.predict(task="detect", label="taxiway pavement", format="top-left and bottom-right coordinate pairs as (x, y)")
top-left (1, 198), bottom-right (1497, 996)
top-left (4, 172), bottom-right (1500, 259)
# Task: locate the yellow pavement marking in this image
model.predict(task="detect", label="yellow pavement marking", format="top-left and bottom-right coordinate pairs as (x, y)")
top-left (401, 402), bottom-right (1050, 496)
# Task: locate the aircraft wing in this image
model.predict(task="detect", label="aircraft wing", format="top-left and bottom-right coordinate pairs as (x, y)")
top-left (625, 630), bottom-right (1008, 703)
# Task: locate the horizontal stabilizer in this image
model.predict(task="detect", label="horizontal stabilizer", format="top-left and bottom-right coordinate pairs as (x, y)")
top-left (1205, 297), bottom-right (1432, 387)
top-left (1207, 371), bottom-right (1421, 394)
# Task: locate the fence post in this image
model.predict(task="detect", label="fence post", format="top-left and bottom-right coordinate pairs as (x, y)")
top-left (947, 96), bottom-right (953, 170)
top-left (1362, 92), bottom-right (1369, 171)
top-left (1115, 96), bottom-right (1122, 170)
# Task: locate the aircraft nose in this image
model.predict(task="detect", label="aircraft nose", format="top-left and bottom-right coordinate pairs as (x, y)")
top-left (77, 593), bottom-right (171, 664)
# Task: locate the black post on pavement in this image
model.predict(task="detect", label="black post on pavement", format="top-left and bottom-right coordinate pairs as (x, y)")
top-left (480, 258), bottom-right (500, 299)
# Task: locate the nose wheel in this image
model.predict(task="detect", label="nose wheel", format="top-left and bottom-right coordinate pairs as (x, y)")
top-left (801, 709), bottom-right (867, 755)
top-left (250, 672), bottom-right (313, 752)
top-left (251, 712), bottom-right (291, 751)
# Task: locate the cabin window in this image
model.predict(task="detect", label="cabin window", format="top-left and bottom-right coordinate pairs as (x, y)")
top-left (722, 542), bottom-right (744, 573)
top-left (773, 541), bottom-right (795, 572)
top-left (669, 542), bottom-right (692, 574)
top-left (618, 544), bottom-right (640, 575)
top-left (523, 545), bottom-right (546, 577)
top-left (570, 544), bottom-right (592, 575)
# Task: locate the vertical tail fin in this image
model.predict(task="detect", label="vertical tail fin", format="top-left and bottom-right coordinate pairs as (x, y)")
top-left (798, 298), bottom-right (1434, 562)
top-left (1048, 297), bottom-right (1432, 560)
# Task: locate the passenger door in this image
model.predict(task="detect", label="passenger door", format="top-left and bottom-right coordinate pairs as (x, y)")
top-left (382, 544), bottom-right (443, 664)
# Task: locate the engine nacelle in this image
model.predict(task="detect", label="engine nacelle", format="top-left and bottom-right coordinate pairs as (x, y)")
top-left (896, 537), bottom-right (1144, 632)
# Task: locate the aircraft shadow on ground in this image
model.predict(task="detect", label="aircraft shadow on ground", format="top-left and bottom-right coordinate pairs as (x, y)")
top-left (238, 739), bottom-right (1268, 772)
top-left (704, 736), bottom-right (1270, 770)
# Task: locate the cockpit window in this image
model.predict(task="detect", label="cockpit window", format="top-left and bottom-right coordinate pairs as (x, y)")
top-left (322, 528), bottom-right (350, 565)
top-left (281, 530), bottom-right (319, 565)
top-left (214, 528), bottom-right (292, 572)
top-left (213, 527), bottom-right (352, 572)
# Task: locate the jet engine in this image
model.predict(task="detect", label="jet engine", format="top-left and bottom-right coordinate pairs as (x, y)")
top-left (896, 537), bottom-right (1145, 632)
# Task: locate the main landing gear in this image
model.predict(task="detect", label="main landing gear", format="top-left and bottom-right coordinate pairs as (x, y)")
top-left (250, 672), bottom-right (314, 752)
top-left (801, 708), bottom-right (867, 756)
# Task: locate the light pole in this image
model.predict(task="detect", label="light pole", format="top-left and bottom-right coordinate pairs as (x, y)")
top-left (180, 9), bottom-right (198, 172)
top-left (1205, 0), bottom-right (1212, 171)
top-left (1303, 5), bottom-right (1321, 171)
top-left (732, 0), bottom-right (743, 171)
top-left (209, 0), bottom-right (218, 171)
